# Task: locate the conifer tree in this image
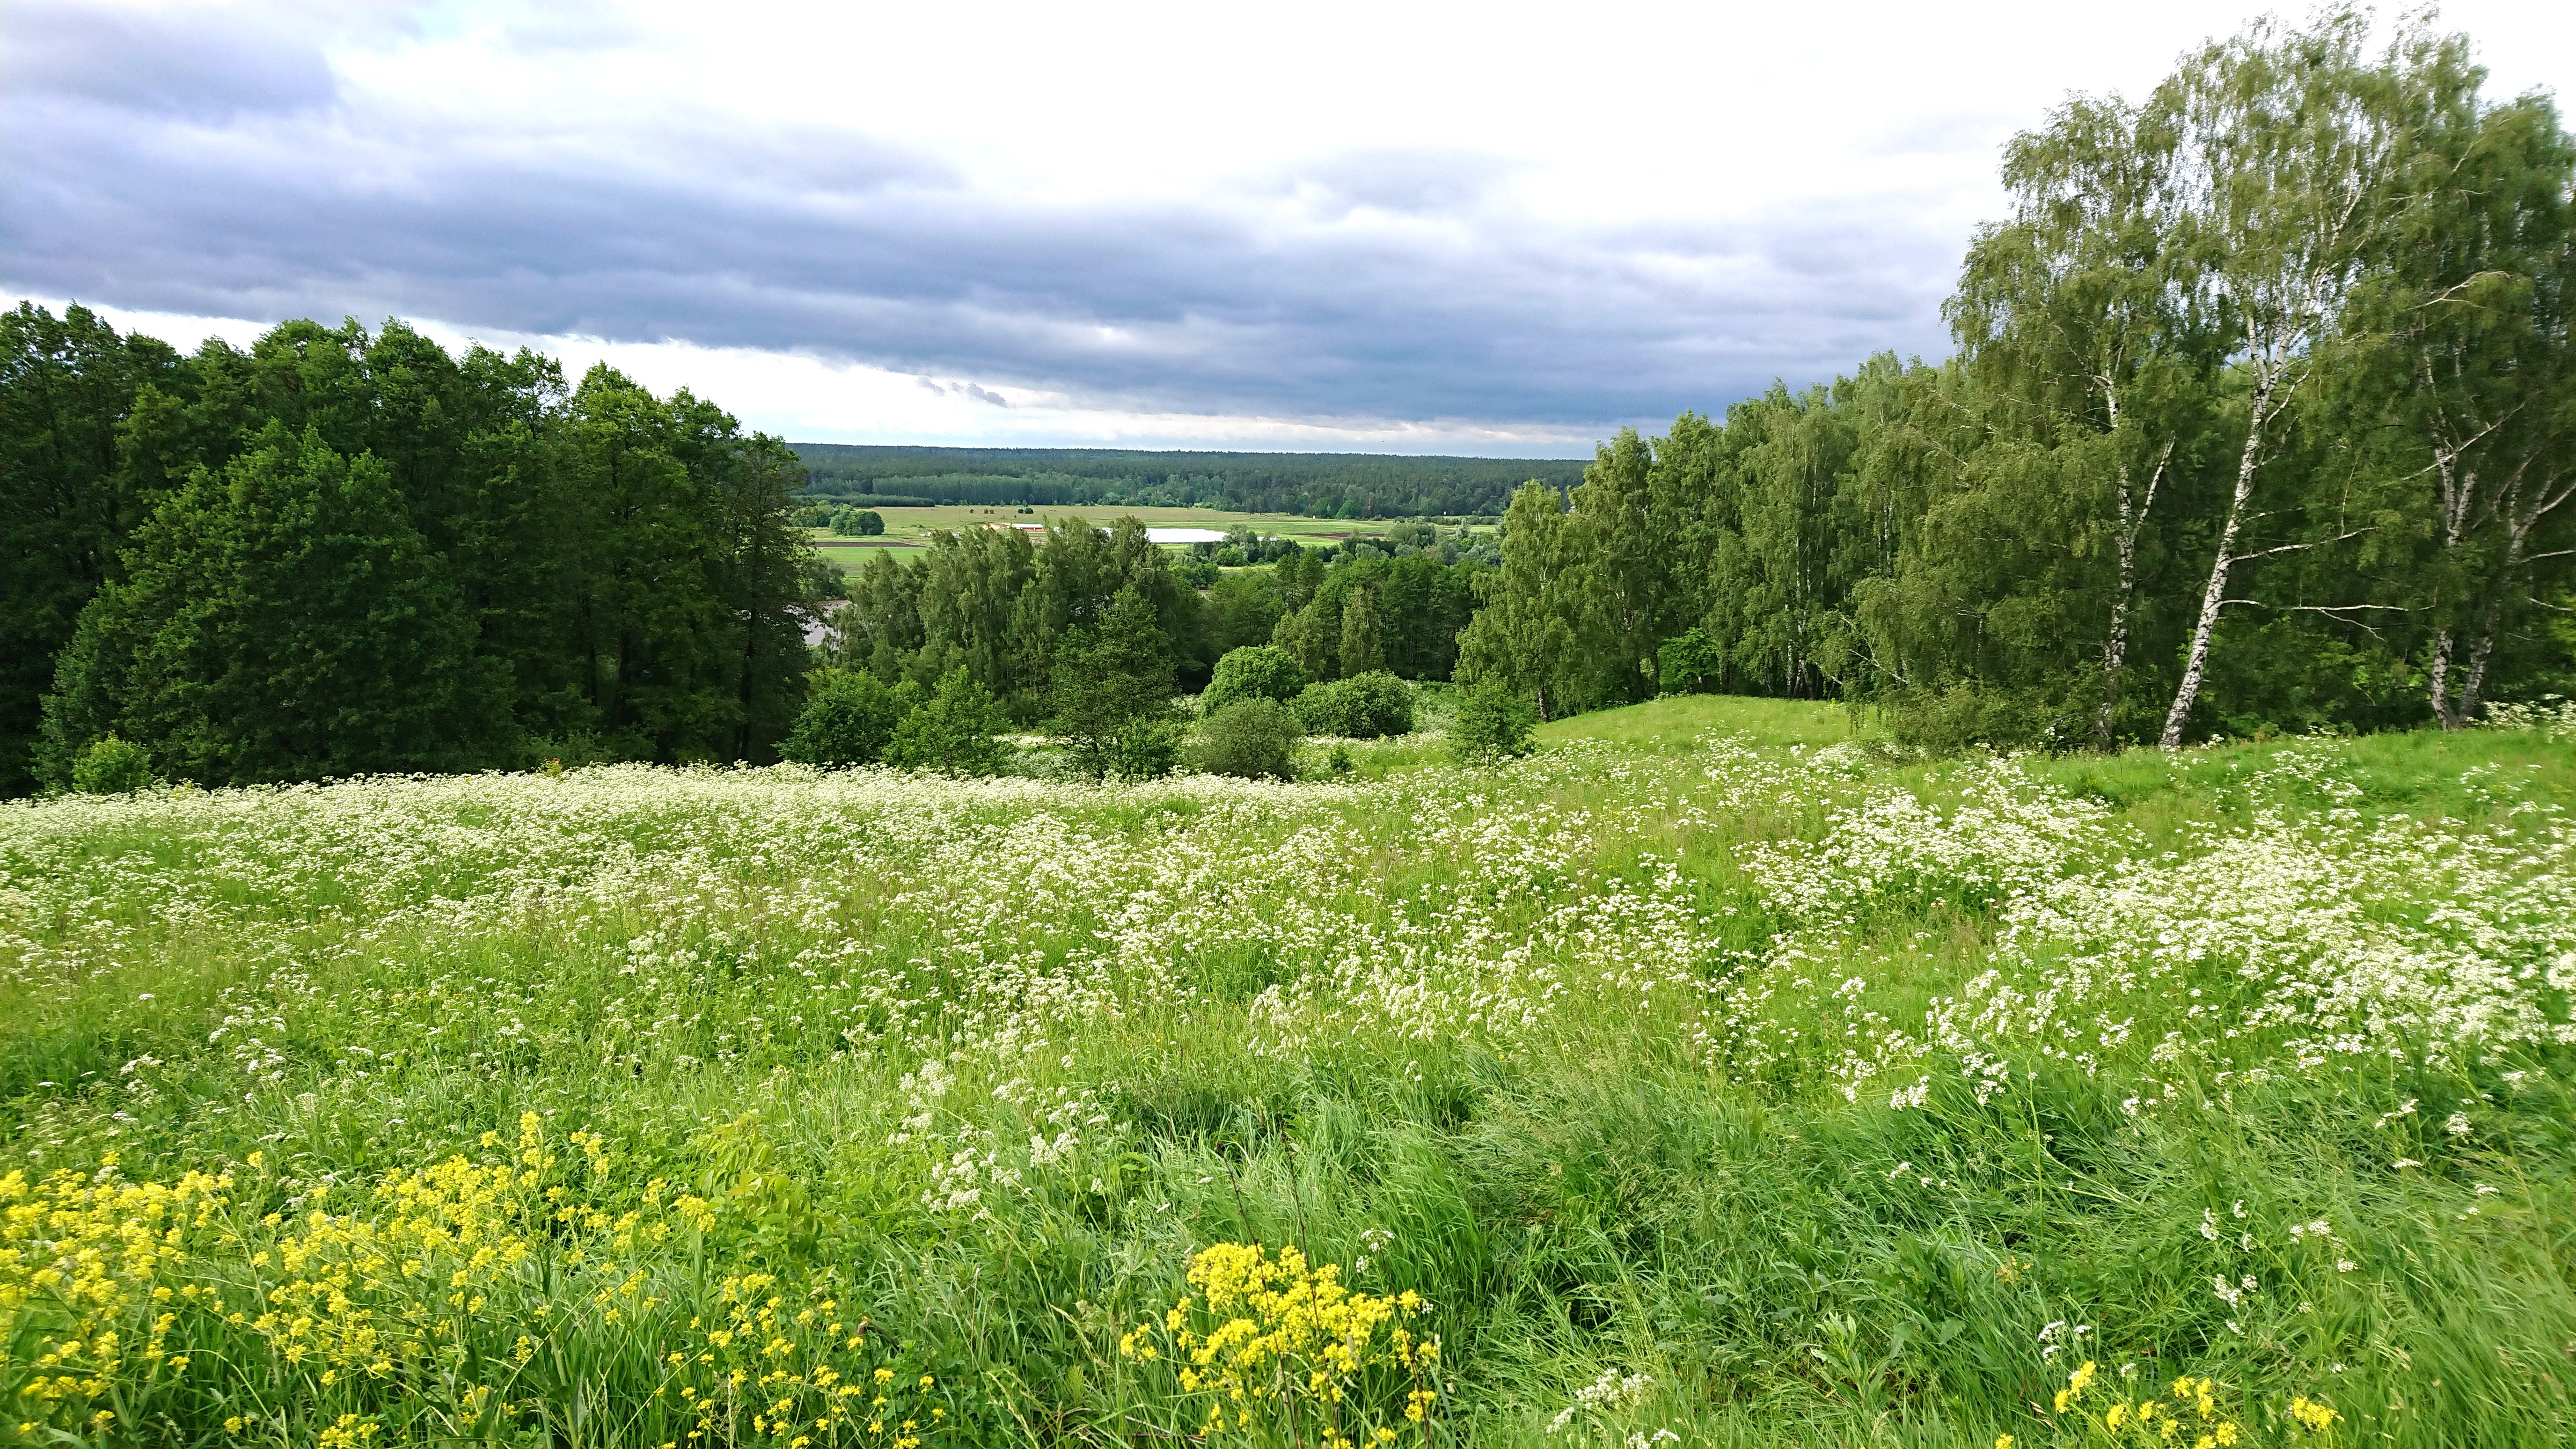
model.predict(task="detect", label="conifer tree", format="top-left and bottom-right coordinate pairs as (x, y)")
top-left (1049, 586), bottom-right (1178, 780)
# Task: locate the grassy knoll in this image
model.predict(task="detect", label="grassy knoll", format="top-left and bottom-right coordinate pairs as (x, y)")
top-left (4, 711), bottom-right (2573, 1447)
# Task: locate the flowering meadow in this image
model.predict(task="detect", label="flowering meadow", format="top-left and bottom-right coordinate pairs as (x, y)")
top-left (4, 704), bottom-right (2574, 1446)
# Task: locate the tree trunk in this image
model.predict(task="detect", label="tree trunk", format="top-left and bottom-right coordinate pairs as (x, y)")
top-left (2425, 629), bottom-right (2462, 730)
top-left (2458, 629), bottom-right (2496, 723)
top-left (2161, 390), bottom-right (2270, 748)
top-left (2096, 439), bottom-right (2169, 750)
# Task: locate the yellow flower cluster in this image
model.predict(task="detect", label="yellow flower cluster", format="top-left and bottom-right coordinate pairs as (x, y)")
top-left (3, 1116), bottom-right (962, 1445)
top-left (2288, 1395), bottom-right (2341, 1434)
top-left (1120, 1242), bottom-right (1438, 1446)
top-left (2044, 1359), bottom-right (2345, 1447)
top-left (2051, 1362), bottom-right (2263, 1449)
top-left (1, 1155), bottom-right (229, 1429)
top-left (652, 1273), bottom-right (949, 1448)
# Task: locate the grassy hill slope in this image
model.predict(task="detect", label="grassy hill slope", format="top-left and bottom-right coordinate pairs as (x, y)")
top-left (4, 716), bottom-right (2572, 1444)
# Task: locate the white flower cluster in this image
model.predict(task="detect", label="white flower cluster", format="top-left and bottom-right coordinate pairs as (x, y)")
top-left (3, 732), bottom-right (2564, 1218)
top-left (1546, 1367), bottom-right (1655, 1435)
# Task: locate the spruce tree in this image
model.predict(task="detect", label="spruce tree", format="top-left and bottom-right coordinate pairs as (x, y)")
top-left (1049, 586), bottom-right (1178, 780)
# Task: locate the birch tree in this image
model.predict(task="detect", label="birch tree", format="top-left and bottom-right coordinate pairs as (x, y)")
top-left (1455, 482), bottom-right (1579, 720)
top-left (2342, 37), bottom-right (2576, 727)
top-left (2155, 12), bottom-right (2394, 747)
top-left (1951, 91), bottom-right (2216, 746)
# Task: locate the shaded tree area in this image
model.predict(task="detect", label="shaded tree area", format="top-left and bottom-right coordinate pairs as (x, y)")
top-left (0, 309), bottom-right (827, 791)
top-left (1464, 12), bottom-right (2574, 746)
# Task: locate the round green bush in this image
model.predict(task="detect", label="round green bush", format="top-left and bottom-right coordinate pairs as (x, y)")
top-left (71, 733), bottom-right (154, 793)
top-left (1201, 645), bottom-right (1310, 717)
top-left (1450, 680), bottom-right (1536, 761)
top-left (1293, 671), bottom-right (1414, 738)
top-left (1189, 697), bottom-right (1302, 780)
top-left (780, 669), bottom-right (915, 766)
top-left (885, 667), bottom-right (1011, 776)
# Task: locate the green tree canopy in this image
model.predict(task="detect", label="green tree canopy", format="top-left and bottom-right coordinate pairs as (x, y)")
top-left (42, 425), bottom-right (503, 785)
top-left (1050, 586), bottom-right (1178, 780)
top-left (1202, 644), bottom-right (1309, 716)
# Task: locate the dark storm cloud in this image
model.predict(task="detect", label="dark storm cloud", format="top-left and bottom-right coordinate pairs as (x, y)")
top-left (2, 1), bottom-right (344, 121)
top-left (0, 22), bottom-right (1958, 432)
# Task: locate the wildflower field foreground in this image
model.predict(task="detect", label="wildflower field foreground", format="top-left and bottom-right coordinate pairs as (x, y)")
top-left (5, 705), bottom-right (2575, 1448)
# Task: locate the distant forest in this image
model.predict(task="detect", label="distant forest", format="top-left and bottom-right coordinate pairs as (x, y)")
top-left (789, 444), bottom-right (1584, 518)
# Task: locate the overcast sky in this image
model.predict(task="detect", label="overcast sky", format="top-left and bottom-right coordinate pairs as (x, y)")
top-left (5, 1), bottom-right (2570, 454)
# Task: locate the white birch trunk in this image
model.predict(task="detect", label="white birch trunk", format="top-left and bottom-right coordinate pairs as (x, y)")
top-left (2097, 436), bottom-right (2169, 749)
top-left (2161, 387), bottom-right (2271, 748)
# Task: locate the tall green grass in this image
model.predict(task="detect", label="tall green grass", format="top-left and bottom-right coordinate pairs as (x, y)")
top-left (2, 711), bottom-right (2570, 1447)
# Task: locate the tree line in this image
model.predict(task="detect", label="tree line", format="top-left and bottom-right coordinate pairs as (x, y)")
top-left (1463, 13), bottom-right (2573, 746)
top-left (825, 522), bottom-right (1482, 722)
top-left (0, 311), bottom-right (826, 793)
top-left (8, 14), bottom-right (2563, 791)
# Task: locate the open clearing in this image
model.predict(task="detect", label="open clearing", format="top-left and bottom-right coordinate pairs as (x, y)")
top-left (5, 702), bottom-right (2573, 1446)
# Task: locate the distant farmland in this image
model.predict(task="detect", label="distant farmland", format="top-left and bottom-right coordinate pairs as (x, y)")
top-left (788, 443), bottom-right (1584, 519)
top-left (803, 502), bottom-right (1474, 566)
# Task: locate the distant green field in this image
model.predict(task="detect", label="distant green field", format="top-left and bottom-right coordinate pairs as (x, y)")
top-left (807, 504), bottom-right (1455, 569)
top-left (1534, 692), bottom-right (1866, 751)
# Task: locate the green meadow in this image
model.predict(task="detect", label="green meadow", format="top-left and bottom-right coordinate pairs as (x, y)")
top-left (4, 701), bottom-right (2573, 1447)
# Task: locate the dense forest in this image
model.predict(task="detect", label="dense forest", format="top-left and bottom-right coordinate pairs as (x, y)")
top-left (0, 312), bottom-right (826, 795)
top-left (790, 444), bottom-right (1582, 517)
top-left (1463, 15), bottom-right (2574, 745)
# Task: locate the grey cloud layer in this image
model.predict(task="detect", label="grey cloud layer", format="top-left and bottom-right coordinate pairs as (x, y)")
top-left (0, 16), bottom-right (1963, 432)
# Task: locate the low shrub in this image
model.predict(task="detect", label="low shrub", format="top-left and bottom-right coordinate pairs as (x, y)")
top-left (1202, 645), bottom-right (1309, 717)
top-left (1657, 627), bottom-right (1724, 695)
top-left (1886, 681), bottom-right (2065, 755)
top-left (71, 733), bottom-right (154, 793)
top-left (780, 669), bottom-right (917, 766)
top-left (1190, 697), bottom-right (1302, 780)
top-left (1295, 671), bottom-right (1414, 738)
top-left (886, 667), bottom-right (1011, 776)
top-left (1450, 680), bottom-right (1535, 761)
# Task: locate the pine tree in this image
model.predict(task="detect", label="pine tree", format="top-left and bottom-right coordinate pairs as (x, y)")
top-left (1049, 587), bottom-right (1178, 780)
